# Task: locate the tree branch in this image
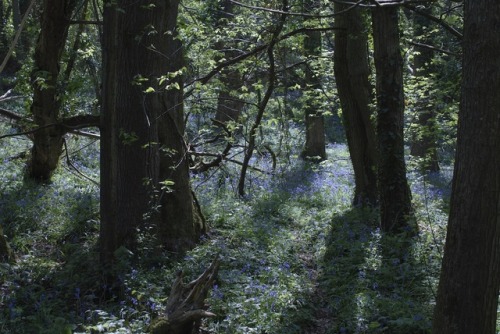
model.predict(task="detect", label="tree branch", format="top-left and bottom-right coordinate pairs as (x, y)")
top-left (409, 41), bottom-right (460, 57)
top-left (0, 109), bottom-right (100, 139)
top-left (404, 4), bottom-right (463, 39)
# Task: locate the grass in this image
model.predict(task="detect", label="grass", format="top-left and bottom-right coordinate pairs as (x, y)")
top-left (0, 121), bottom-right (455, 333)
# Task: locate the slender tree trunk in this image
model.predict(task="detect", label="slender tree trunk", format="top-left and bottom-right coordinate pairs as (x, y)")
top-left (334, 4), bottom-right (378, 206)
top-left (372, 6), bottom-right (414, 233)
top-left (27, 0), bottom-right (77, 181)
top-left (432, 1), bottom-right (500, 332)
top-left (301, 0), bottom-right (326, 161)
top-left (409, 4), bottom-right (439, 173)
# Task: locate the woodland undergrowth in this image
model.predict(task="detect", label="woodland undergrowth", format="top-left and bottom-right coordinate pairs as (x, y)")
top-left (0, 122), bottom-right (452, 333)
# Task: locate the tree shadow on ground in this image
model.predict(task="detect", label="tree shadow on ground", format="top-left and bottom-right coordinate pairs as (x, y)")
top-left (299, 208), bottom-right (433, 334)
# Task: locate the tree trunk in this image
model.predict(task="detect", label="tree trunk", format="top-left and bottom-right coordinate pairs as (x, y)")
top-left (100, 0), bottom-right (206, 261)
top-left (155, 0), bottom-right (206, 254)
top-left (432, 1), bottom-right (500, 332)
top-left (372, 6), bottom-right (414, 233)
top-left (301, 0), bottom-right (326, 161)
top-left (100, 0), bottom-right (162, 264)
top-left (409, 4), bottom-right (439, 173)
top-left (334, 4), bottom-right (378, 207)
top-left (27, 0), bottom-right (77, 181)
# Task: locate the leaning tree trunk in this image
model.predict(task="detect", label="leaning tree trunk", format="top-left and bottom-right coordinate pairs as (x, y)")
top-left (27, 0), bottom-right (77, 181)
top-left (372, 6), bottom-right (414, 233)
top-left (334, 4), bottom-right (378, 207)
top-left (301, 0), bottom-right (326, 161)
top-left (432, 0), bottom-right (500, 332)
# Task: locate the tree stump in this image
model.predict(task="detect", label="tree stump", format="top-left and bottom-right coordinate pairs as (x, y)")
top-left (149, 256), bottom-right (220, 334)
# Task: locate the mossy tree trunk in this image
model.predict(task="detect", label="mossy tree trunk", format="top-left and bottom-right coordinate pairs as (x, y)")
top-left (432, 0), bottom-right (500, 332)
top-left (334, 4), bottom-right (378, 207)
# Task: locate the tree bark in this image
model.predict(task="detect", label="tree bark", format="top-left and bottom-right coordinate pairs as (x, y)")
top-left (372, 6), bottom-right (414, 233)
top-left (27, 0), bottom-right (77, 181)
top-left (301, 0), bottom-right (326, 161)
top-left (334, 4), bottom-right (378, 207)
top-left (432, 1), bottom-right (500, 332)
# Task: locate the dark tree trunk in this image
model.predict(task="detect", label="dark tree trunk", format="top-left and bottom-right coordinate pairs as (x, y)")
top-left (409, 4), bottom-right (439, 173)
top-left (432, 1), bottom-right (500, 332)
top-left (100, 0), bottom-right (206, 262)
top-left (100, 0), bottom-right (162, 264)
top-left (157, 2), bottom-right (206, 252)
top-left (372, 7), bottom-right (414, 233)
top-left (334, 4), bottom-right (378, 207)
top-left (27, 0), bottom-right (77, 181)
top-left (301, 0), bottom-right (326, 161)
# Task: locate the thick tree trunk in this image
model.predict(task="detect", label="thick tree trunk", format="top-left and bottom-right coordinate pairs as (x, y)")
top-left (100, 0), bottom-right (206, 262)
top-left (334, 4), bottom-right (378, 207)
top-left (432, 1), bottom-right (500, 332)
top-left (301, 0), bottom-right (326, 161)
top-left (372, 7), bottom-right (414, 233)
top-left (409, 4), bottom-right (439, 173)
top-left (27, 0), bottom-right (77, 181)
top-left (100, 0), bottom-right (162, 264)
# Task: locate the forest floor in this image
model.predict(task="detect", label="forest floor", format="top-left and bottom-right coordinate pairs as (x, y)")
top-left (0, 135), bottom-right (454, 333)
